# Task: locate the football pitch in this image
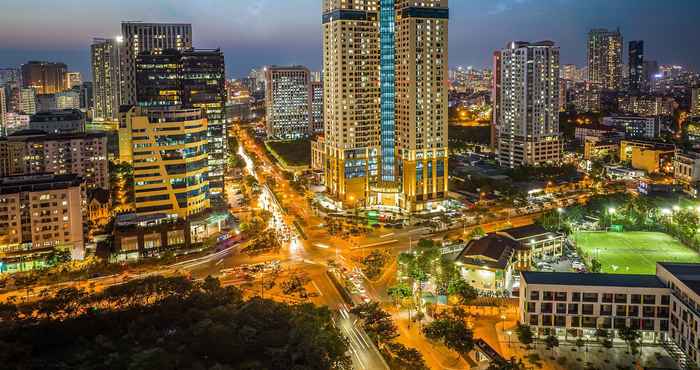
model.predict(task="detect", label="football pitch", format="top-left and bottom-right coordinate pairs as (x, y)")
top-left (573, 231), bottom-right (700, 275)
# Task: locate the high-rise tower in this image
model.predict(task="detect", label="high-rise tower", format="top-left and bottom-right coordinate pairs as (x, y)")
top-left (91, 38), bottom-right (122, 122)
top-left (120, 22), bottom-right (193, 105)
top-left (629, 40), bottom-right (645, 93)
top-left (497, 41), bottom-right (561, 168)
top-left (322, 0), bottom-right (448, 212)
top-left (588, 28), bottom-right (623, 91)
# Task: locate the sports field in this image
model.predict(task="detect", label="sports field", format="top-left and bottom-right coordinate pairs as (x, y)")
top-left (573, 231), bottom-right (700, 275)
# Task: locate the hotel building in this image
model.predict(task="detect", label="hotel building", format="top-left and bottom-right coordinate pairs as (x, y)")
top-left (322, 0), bottom-right (449, 212)
top-left (497, 41), bottom-right (561, 168)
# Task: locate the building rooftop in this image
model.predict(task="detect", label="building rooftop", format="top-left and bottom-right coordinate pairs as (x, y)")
top-left (456, 234), bottom-right (522, 270)
top-left (0, 173), bottom-right (83, 194)
top-left (521, 271), bottom-right (666, 289)
top-left (6, 129), bottom-right (106, 141)
top-left (658, 263), bottom-right (700, 296)
top-left (30, 109), bottom-right (84, 122)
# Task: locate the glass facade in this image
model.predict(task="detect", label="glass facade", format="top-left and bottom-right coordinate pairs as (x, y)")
top-left (380, 0), bottom-right (396, 182)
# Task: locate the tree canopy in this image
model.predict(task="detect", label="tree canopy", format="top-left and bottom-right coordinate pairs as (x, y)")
top-left (0, 275), bottom-right (351, 370)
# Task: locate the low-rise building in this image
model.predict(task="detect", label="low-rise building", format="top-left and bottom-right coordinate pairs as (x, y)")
top-left (620, 140), bottom-right (675, 173)
top-left (456, 234), bottom-right (524, 293)
top-left (519, 271), bottom-right (671, 342)
top-left (584, 136), bottom-right (620, 161)
top-left (0, 174), bottom-right (84, 273)
top-left (311, 135), bottom-right (325, 172)
top-left (519, 263), bottom-right (700, 368)
top-left (674, 151), bottom-right (700, 184)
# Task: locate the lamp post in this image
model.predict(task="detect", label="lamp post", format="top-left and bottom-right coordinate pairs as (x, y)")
top-left (507, 330), bottom-right (513, 348)
top-left (557, 207), bottom-right (564, 231)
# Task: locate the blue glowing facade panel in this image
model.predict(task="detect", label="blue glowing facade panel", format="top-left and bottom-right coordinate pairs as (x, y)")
top-left (380, 0), bottom-right (396, 182)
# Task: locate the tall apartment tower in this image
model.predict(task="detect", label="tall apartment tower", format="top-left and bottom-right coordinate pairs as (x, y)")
top-left (0, 89), bottom-right (6, 136)
top-left (322, 0), bottom-right (448, 212)
top-left (588, 28), bottom-right (623, 91)
top-left (491, 51), bottom-right (502, 151)
top-left (120, 22), bottom-right (193, 105)
top-left (691, 87), bottom-right (700, 117)
top-left (19, 88), bottom-right (36, 115)
top-left (91, 38), bottom-right (123, 122)
top-left (497, 41), bottom-right (561, 168)
top-left (135, 48), bottom-right (226, 197)
top-left (264, 66), bottom-right (311, 140)
top-left (310, 81), bottom-right (324, 135)
top-left (21, 61), bottom-right (68, 95)
top-left (629, 40), bottom-right (645, 93)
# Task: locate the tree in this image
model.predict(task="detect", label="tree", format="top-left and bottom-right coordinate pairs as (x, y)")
top-left (448, 278), bottom-right (479, 305)
top-left (467, 226), bottom-right (486, 240)
top-left (417, 238), bottom-right (435, 249)
top-left (545, 334), bottom-right (559, 358)
top-left (422, 317), bottom-right (474, 359)
top-left (350, 302), bottom-right (398, 345)
top-left (387, 283), bottom-right (412, 306)
top-left (590, 258), bottom-right (602, 273)
top-left (618, 326), bottom-right (641, 355)
top-left (488, 357), bottom-right (526, 370)
top-left (515, 324), bottom-right (534, 348)
top-left (384, 342), bottom-right (429, 370)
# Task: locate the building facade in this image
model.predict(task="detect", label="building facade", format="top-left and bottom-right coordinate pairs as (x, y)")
top-left (66, 72), bottom-right (82, 89)
top-left (691, 87), bottom-right (700, 117)
top-left (497, 41), bottom-right (561, 168)
top-left (588, 28), bottom-right (623, 91)
top-left (322, 0), bottom-right (449, 212)
top-left (0, 174), bottom-right (84, 273)
top-left (21, 61), bottom-right (68, 95)
top-left (629, 40), bottom-right (645, 93)
top-left (135, 48), bottom-right (226, 196)
top-left (311, 81), bottom-right (324, 135)
top-left (29, 109), bottom-right (85, 134)
top-left (264, 66), bottom-right (312, 140)
top-left (120, 22), bottom-right (193, 105)
top-left (674, 151), bottom-right (700, 184)
top-left (91, 37), bottom-right (123, 122)
top-left (19, 88), bottom-right (36, 115)
top-left (0, 130), bottom-right (109, 191)
top-left (120, 106), bottom-right (210, 219)
top-left (602, 116), bottom-right (661, 139)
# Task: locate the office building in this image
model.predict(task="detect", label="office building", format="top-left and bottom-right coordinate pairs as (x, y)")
top-left (19, 88), bottom-right (36, 115)
top-left (0, 130), bottom-right (109, 191)
top-left (264, 66), bottom-right (311, 140)
top-left (21, 61), bottom-right (68, 95)
top-left (120, 22), bottom-right (193, 105)
top-left (629, 41), bottom-right (645, 92)
top-left (602, 116), bottom-right (661, 139)
top-left (29, 109), bottom-right (85, 134)
top-left (310, 81), bottom-right (324, 135)
top-left (36, 94), bottom-right (57, 112)
top-left (91, 37), bottom-right (123, 122)
top-left (322, 0), bottom-right (449, 212)
top-left (618, 94), bottom-right (675, 117)
top-left (692, 87), bottom-right (700, 117)
top-left (119, 106), bottom-right (210, 218)
top-left (497, 41), bottom-right (561, 168)
top-left (66, 72), bottom-right (81, 89)
top-left (0, 174), bottom-right (84, 273)
top-left (588, 28), bottom-right (623, 91)
top-left (135, 48), bottom-right (226, 196)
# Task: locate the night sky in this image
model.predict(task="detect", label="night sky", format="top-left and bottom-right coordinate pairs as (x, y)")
top-left (1, 0), bottom-right (699, 79)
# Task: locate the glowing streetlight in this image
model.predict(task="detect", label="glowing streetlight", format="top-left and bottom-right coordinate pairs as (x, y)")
top-left (608, 207), bottom-right (616, 214)
top-left (673, 205), bottom-right (681, 212)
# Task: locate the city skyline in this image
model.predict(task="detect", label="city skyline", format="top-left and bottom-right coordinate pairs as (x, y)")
top-left (1, 0), bottom-right (700, 78)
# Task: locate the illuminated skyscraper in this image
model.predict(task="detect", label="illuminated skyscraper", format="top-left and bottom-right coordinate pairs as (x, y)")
top-left (120, 22), bottom-right (192, 105)
top-left (91, 37), bottom-right (123, 122)
top-left (264, 66), bottom-right (311, 140)
top-left (322, 0), bottom-right (448, 212)
top-left (497, 41), bottom-right (561, 168)
top-left (588, 28), bottom-right (623, 91)
top-left (135, 48), bottom-right (226, 197)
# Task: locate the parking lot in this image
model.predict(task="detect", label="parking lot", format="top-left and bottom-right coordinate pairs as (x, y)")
top-left (532, 242), bottom-right (588, 273)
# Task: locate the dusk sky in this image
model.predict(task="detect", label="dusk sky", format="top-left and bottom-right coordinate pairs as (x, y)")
top-left (1, 0), bottom-right (699, 79)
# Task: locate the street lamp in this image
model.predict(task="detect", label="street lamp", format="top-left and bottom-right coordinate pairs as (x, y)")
top-left (557, 208), bottom-right (564, 230)
top-left (507, 330), bottom-right (513, 347)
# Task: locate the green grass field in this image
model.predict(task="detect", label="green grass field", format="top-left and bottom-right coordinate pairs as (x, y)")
top-left (573, 231), bottom-right (700, 275)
